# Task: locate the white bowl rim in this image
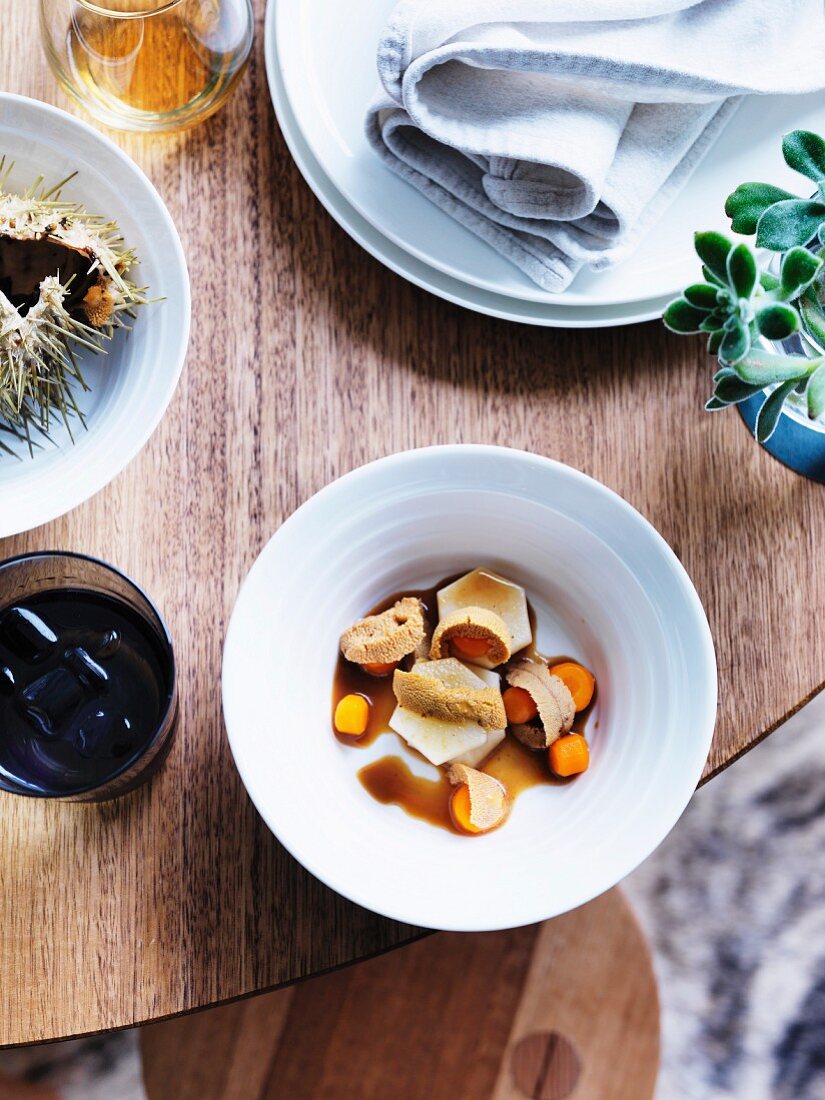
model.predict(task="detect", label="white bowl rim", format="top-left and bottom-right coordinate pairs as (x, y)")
top-left (0, 92), bottom-right (191, 536)
top-left (222, 444), bottom-right (718, 929)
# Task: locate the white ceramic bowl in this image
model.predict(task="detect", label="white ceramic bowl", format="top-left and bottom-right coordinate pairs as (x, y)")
top-left (223, 446), bottom-right (717, 931)
top-left (0, 94), bottom-right (190, 537)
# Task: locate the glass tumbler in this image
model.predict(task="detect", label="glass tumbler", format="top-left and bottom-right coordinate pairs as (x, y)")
top-left (39, 0), bottom-right (254, 133)
top-left (0, 552), bottom-right (177, 801)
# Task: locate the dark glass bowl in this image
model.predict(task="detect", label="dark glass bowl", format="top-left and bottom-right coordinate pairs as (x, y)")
top-left (0, 551), bottom-right (177, 801)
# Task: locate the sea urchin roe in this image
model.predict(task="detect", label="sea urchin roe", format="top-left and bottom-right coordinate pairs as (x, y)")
top-left (393, 666), bottom-right (506, 731)
top-left (388, 659), bottom-right (499, 767)
top-left (429, 605), bottom-right (511, 666)
top-left (340, 597), bottom-right (427, 666)
top-left (82, 280), bottom-right (115, 327)
top-left (505, 659), bottom-right (575, 748)
top-left (447, 762), bottom-right (509, 833)
top-left (437, 569), bottom-right (532, 657)
top-left (334, 693), bottom-right (370, 737)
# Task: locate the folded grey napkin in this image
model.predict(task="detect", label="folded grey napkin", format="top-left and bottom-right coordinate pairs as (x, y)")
top-left (366, 0), bottom-right (825, 292)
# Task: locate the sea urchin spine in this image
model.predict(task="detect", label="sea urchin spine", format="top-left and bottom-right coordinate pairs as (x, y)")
top-left (0, 157), bottom-right (147, 457)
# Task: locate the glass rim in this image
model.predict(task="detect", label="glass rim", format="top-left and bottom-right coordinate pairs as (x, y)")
top-left (74, 0), bottom-right (182, 18)
top-left (0, 549), bottom-right (178, 799)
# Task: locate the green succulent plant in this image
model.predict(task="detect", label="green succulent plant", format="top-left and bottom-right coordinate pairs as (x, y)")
top-left (663, 130), bottom-right (825, 443)
top-left (726, 130), bottom-right (825, 251)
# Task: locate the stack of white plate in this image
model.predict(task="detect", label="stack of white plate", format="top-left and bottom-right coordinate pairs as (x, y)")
top-left (266, 0), bottom-right (825, 328)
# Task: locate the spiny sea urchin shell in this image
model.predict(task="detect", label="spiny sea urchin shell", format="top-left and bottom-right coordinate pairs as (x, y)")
top-left (0, 157), bottom-right (147, 457)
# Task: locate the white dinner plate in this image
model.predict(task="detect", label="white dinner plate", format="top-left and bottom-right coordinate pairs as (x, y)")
top-left (272, 0), bottom-right (825, 307)
top-left (0, 94), bottom-right (190, 538)
top-left (223, 446), bottom-right (717, 931)
top-left (265, 5), bottom-right (675, 327)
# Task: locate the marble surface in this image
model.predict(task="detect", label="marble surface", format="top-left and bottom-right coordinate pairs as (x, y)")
top-left (626, 690), bottom-right (825, 1100)
top-left (1, 691), bottom-right (823, 1099)
top-left (0, 1031), bottom-right (145, 1099)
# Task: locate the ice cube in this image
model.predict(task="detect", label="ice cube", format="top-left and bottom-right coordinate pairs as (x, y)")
top-left (72, 709), bottom-right (135, 759)
top-left (0, 666), bottom-right (14, 695)
top-left (18, 668), bottom-right (83, 739)
top-left (0, 607), bottom-right (58, 662)
top-left (95, 629), bottom-right (121, 660)
top-left (64, 646), bottom-right (109, 690)
top-left (74, 628), bottom-right (121, 661)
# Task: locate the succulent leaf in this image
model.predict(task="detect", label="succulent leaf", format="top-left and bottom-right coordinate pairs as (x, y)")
top-left (725, 182), bottom-right (795, 235)
top-left (700, 308), bottom-right (727, 332)
top-left (731, 348), bottom-right (812, 385)
top-left (683, 283), bottom-right (719, 310)
top-left (755, 199), bottom-right (825, 251)
top-left (755, 302), bottom-right (801, 341)
top-left (782, 130), bottom-right (825, 183)
top-left (800, 296), bottom-right (825, 347)
top-left (760, 271), bottom-right (781, 291)
top-left (780, 246), bottom-right (823, 296)
top-left (726, 243), bottom-right (758, 298)
top-left (701, 264), bottom-right (726, 288)
top-left (755, 381), bottom-right (797, 442)
top-left (806, 360), bottom-right (825, 419)
top-left (695, 231), bottom-right (733, 284)
top-left (664, 129), bottom-right (825, 437)
top-left (707, 330), bottom-right (724, 354)
top-left (663, 298), bottom-right (708, 334)
top-left (719, 319), bottom-right (750, 364)
top-left (714, 374), bottom-right (763, 404)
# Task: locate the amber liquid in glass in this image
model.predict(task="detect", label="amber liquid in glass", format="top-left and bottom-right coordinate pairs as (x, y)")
top-left (63, 0), bottom-right (250, 129)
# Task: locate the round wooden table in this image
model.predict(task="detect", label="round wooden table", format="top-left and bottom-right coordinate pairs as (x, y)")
top-left (1, 0), bottom-right (823, 1048)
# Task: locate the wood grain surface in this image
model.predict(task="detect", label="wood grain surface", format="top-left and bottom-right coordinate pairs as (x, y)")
top-left (141, 889), bottom-right (659, 1100)
top-left (0, 0), bottom-right (822, 1047)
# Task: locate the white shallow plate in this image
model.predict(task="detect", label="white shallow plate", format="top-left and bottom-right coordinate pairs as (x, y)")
top-left (0, 94), bottom-right (190, 538)
top-left (273, 0), bottom-right (825, 307)
top-left (265, 5), bottom-right (673, 328)
top-left (223, 446), bottom-right (717, 931)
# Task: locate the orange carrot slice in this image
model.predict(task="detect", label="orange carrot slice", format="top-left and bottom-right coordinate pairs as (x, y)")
top-left (449, 784), bottom-right (483, 834)
top-left (450, 635), bottom-right (490, 660)
top-left (549, 661), bottom-right (595, 712)
top-left (502, 685), bottom-right (538, 725)
top-left (361, 661), bottom-right (397, 677)
top-left (334, 694), bottom-right (370, 736)
top-left (549, 734), bottom-right (590, 777)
